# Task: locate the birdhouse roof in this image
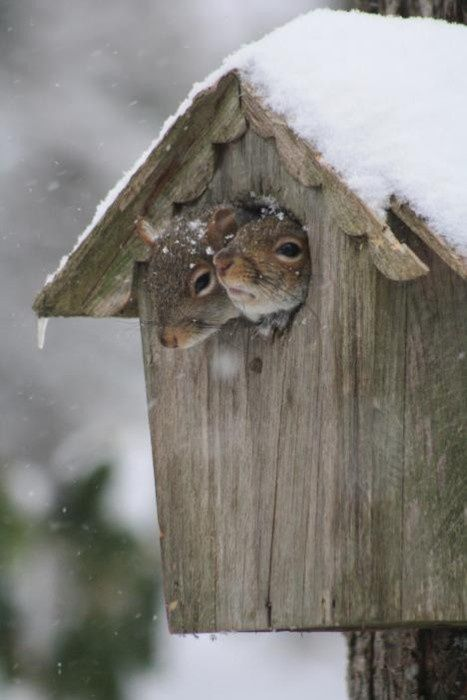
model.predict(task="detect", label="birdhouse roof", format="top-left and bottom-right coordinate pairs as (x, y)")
top-left (34, 10), bottom-right (467, 318)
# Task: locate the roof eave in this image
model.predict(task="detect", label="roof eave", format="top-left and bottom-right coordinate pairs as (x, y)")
top-left (34, 71), bottom-right (466, 319)
top-left (33, 70), bottom-right (247, 318)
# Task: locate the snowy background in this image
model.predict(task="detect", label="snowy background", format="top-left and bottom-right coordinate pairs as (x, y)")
top-left (1, 1), bottom-right (347, 698)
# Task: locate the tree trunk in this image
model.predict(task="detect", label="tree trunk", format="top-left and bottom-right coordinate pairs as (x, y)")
top-left (354, 0), bottom-right (466, 23)
top-left (347, 629), bottom-right (467, 699)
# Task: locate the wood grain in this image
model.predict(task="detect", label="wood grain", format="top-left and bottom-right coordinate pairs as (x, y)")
top-left (37, 71), bottom-right (467, 318)
top-left (402, 233), bottom-right (466, 621)
top-left (33, 72), bottom-right (246, 318)
top-left (140, 130), bottom-right (466, 632)
top-left (390, 196), bottom-right (467, 280)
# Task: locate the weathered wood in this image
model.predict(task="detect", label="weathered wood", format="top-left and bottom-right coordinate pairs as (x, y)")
top-left (402, 233), bottom-right (466, 621)
top-left (140, 130), bottom-right (466, 633)
top-left (241, 82), bottom-right (429, 282)
top-left (139, 284), bottom-right (219, 632)
top-left (258, 197), bottom-right (405, 630)
top-left (33, 72), bottom-right (246, 318)
top-left (35, 66), bottom-right (467, 317)
top-left (390, 196), bottom-right (467, 280)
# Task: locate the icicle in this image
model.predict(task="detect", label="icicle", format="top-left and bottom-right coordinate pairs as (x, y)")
top-left (37, 317), bottom-right (49, 350)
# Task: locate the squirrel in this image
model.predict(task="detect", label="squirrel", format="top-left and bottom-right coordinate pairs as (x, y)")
top-left (213, 213), bottom-right (311, 336)
top-left (138, 207), bottom-right (242, 349)
top-left (138, 206), bottom-right (310, 348)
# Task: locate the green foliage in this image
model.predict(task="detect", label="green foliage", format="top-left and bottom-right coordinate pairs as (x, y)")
top-left (0, 462), bottom-right (161, 700)
top-left (0, 483), bottom-right (30, 681)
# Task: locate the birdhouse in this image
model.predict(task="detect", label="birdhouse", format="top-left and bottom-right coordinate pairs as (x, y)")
top-left (34, 11), bottom-right (466, 634)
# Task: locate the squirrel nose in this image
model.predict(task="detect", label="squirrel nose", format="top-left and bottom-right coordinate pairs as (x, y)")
top-left (213, 252), bottom-right (233, 275)
top-left (160, 328), bottom-right (179, 348)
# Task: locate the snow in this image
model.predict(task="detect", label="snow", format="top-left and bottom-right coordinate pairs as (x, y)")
top-left (45, 10), bottom-right (467, 289)
top-left (44, 139), bottom-right (157, 286)
top-left (228, 10), bottom-right (467, 252)
top-left (210, 348), bottom-right (242, 380)
top-left (42, 83), bottom-right (217, 286)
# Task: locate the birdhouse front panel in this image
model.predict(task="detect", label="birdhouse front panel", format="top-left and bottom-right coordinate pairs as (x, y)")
top-left (138, 131), bottom-right (466, 633)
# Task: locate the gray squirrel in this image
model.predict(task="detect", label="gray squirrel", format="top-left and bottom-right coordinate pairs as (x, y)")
top-left (140, 205), bottom-right (310, 348)
top-left (213, 210), bottom-right (311, 336)
top-left (140, 207), bottom-right (240, 349)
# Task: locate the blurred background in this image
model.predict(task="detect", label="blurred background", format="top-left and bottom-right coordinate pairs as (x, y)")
top-left (0, 1), bottom-right (348, 698)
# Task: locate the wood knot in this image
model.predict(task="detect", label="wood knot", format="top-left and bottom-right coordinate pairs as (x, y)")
top-left (249, 357), bottom-right (263, 374)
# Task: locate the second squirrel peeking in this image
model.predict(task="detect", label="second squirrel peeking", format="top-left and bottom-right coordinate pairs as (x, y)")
top-left (141, 205), bottom-right (311, 349)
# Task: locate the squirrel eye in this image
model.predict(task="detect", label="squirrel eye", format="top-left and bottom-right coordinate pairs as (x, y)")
top-left (275, 241), bottom-right (303, 259)
top-left (191, 268), bottom-right (216, 298)
top-left (195, 272), bottom-right (211, 294)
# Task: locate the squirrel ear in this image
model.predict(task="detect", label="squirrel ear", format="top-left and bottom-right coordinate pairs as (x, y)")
top-left (206, 207), bottom-right (238, 251)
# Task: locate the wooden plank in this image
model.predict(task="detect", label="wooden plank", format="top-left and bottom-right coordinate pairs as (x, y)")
top-left (402, 234), bottom-right (467, 622)
top-left (138, 266), bottom-right (218, 632)
top-left (34, 72), bottom-right (246, 318)
top-left (268, 195), bottom-right (407, 629)
top-left (139, 299), bottom-right (274, 632)
top-left (210, 330), bottom-right (283, 631)
top-left (390, 196), bottom-right (467, 280)
top-left (241, 81), bottom-right (429, 283)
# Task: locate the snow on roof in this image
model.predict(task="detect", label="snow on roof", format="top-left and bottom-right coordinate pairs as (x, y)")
top-left (229, 10), bottom-right (467, 252)
top-left (49, 9), bottom-right (467, 287)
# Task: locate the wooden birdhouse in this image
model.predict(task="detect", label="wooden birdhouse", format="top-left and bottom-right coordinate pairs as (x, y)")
top-left (34, 12), bottom-right (466, 634)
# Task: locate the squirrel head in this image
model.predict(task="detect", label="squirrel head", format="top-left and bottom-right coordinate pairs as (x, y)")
top-left (213, 215), bottom-right (311, 324)
top-left (141, 207), bottom-right (240, 349)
